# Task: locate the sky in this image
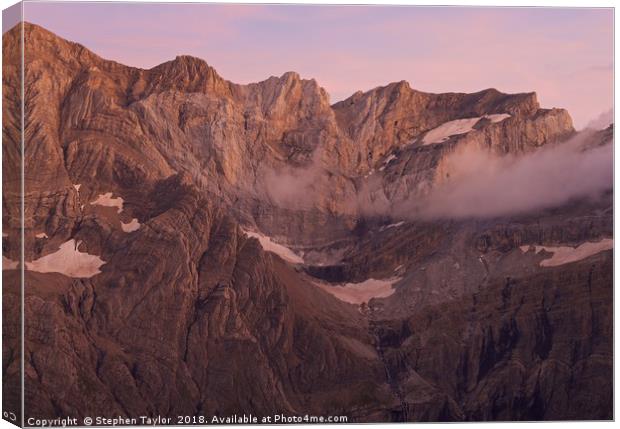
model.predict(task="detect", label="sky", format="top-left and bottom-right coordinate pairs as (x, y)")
top-left (20, 3), bottom-right (613, 128)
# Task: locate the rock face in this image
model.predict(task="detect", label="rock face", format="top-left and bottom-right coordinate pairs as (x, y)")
top-left (332, 82), bottom-right (572, 172)
top-left (2, 22), bottom-right (612, 423)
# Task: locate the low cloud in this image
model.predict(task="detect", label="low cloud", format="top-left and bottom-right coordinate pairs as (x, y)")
top-left (585, 108), bottom-right (613, 130)
top-left (400, 130), bottom-right (612, 219)
top-left (261, 126), bottom-right (613, 221)
top-left (262, 149), bottom-right (326, 210)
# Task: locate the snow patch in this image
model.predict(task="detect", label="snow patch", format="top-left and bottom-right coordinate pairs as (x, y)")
top-left (121, 218), bottom-right (141, 233)
top-left (73, 184), bottom-right (81, 192)
top-left (422, 117), bottom-right (482, 145)
top-left (3, 256), bottom-right (18, 270)
top-left (422, 113), bottom-right (511, 145)
top-left (486, 113), bottom-right (511, 123)
top-left (520, 238), bottom-right (613, 267)
top-left (243, 230), bottom-right (304, 264)
top-left (314, 277), bottom-right (401, 305)
top-left (35, 233), bottom-right (48, 239)
top-left (90, 192), bottom-right (124, 213)
top-left (25, 239), bottom-right (106, 278)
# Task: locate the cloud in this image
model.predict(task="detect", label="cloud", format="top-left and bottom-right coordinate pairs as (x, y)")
top-left (585, 109), bottom-right (614, 130)
top-left (262, 150), bottom-right (325, 210)
top-left (399, 131), bottom-right (612, 219)
top-left (262, 125), bottom-right (613, 221)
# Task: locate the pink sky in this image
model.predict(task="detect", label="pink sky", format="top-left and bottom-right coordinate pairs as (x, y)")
top-left (21, 3), bottom-right (613, 128)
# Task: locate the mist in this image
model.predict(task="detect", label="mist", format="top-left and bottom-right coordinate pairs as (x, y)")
top-left (400, 130), bottom-right (613, 220)
top-left (585, 108), bottom-right (613, 130)
top-left (261, 125), bottom-right (613, 221)
top-left (262, 149), bottom-right (326, 210)
top-left (263, 163), bottom-right (320, 210)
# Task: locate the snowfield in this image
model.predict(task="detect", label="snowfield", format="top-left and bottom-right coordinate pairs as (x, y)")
top-left (314, 277), bottom-right (401, 305)
top-left (121, 218), bottom-right (141, 232)
top-left (3, 256), bottom-right (18, 270)
top-left (25, 239), bottom-right (106, 278)
top-left (422, 117), bottom-right (482, 145)
top-left (91, 192), bottom-right (124, 213)
top-left (520, 238), bottom-right (613, 267)
top-left (243, 230), bottom-right (304, 264)
top-left (422, 114), bottom-right (511, 145)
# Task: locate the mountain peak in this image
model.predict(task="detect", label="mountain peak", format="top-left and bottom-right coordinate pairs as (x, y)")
top-left (394, 80), bottom-right (412, 90)
top-left (4, 21), bottom-right (105, 68)
top-left (145, 53), bottom-right (230, 95)
top-left (280, 71), bottom-right (301, 81)
top-left (152, 54), bottom-right (214, 75)
top-left (171, 54), bottom-right (211, 68)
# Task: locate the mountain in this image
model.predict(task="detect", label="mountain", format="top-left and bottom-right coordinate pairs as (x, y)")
top-left (2, 22), bottom-right (613, 422)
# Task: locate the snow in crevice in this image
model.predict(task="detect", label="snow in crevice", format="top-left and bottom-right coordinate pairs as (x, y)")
top-left (35, 233), bottom-right (48, 239)
top-left (90, 192), bottom-right (124, 213)
top-left (520, 238), bottom-right (613, 267)
top-left (3, 256), bottom-right (18, 270)
top-left (384, 154), bottom-right (398, 164)
top-left (379, 221), bottom-right (405, 232)
top-left (74, 185), bottom-right (83, 212)
top-left (422, 113), bottom-right (511, 145)
top-left (242, 229), bottom-right (304, 264)
top-left (25, 239), bottom-right (106, 278)
top-left (379, 154), bottom-right (398, 171)
top-left (314, 277), bottom-right (402, 305)
top-left (121, 218), bottom-right (141, 233)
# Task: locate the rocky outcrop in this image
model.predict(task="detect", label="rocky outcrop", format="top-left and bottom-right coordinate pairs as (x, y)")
top-left (374, 251), bottom-right (612, 420)
top-left (332, 83), bottom-right (573, 173)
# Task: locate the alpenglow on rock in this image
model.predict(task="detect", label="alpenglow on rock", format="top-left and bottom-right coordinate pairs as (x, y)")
top-left (1, 22), bottom-right (611, 424)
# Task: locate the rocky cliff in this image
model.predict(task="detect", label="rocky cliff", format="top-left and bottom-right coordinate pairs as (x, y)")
top-left (2, 23), bottom-right (612, 423)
